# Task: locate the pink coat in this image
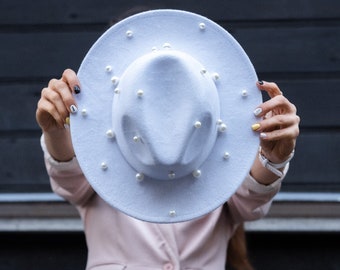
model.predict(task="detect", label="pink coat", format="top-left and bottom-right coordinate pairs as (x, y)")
top-left (41, 137), bottom-right (282, 270)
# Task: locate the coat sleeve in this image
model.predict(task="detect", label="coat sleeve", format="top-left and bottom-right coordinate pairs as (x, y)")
top-left (227, 168), bottom-right (287, 224)
top-left (40, 135), bottom-right (95, 206)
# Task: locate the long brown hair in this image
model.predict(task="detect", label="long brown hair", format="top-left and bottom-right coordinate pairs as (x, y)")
top-left (226, 223), bottom-right (254, 270)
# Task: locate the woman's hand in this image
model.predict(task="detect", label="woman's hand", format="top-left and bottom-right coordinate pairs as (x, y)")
top-left (252, 80), bottom-right (300, 163)
top-left (36, 69), bottom-right (81, 132)
top-left (250, 81), bottom-right (300, 184)
top-left (36, 69), bottom-right (81, 161)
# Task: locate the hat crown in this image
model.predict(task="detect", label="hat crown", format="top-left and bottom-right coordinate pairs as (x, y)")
top-left (113, 50), bottom-right (220, 180)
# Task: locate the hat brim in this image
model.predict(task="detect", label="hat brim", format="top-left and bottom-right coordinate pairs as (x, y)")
top-left (71, 9), bottom-right (261, 223)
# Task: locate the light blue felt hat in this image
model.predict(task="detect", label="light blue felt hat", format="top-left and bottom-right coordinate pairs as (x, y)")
top-left (70, 9), bottom-right (262, 223)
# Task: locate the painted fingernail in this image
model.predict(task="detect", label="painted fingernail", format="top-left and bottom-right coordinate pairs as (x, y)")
top-left (65, 117), bottom-right (70, 125)
top-left (251, 123), bottom-right (261, 131)
top-left (70, 104), bottom-right (78, 114)
top-left (260, 132), bottom-right (267, 139)
top-left (258, 80), bottom-right (264, 85)
top-left (74, 85), bottom-right (81, 94)
top-left (253, 107), bottom-right (262, 116)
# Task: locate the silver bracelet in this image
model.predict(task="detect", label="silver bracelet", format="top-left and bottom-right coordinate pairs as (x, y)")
top-left (258, 148), bottom-right (295, 177)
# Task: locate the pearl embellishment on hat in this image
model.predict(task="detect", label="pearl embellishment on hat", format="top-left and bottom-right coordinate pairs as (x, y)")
top-left (199, 23), bottom-right (206, 30)
top-left (169, 210), bottom-right (176, 217)
top-left (192, 169), bottom-right (202, 178)
top-left (163, 43), bottom-right (171, 49)
top-left (219, 124), bottom-right (227, 132)
top-left (133, 136), bottom-right (140, 142)
top-left (168, 172), bottom-right (176, 179)
top-left (114, 88), bottom-right (120, 94)
top-left (137, 89), bottom-right (144, 97)
top-left (111, 76), bottom-right (119, 85)
top-left (194, 121), bottom-right (202, 128)
top-left (126, 30), bottom-right (133, 38)
top-left (218, 123), bottom-right (227, 132)
top-left (200, 68), bottom-right (207, 75)
top-left (223, 152), bottom-right (230, 159)
top-left (136, 173), bottom-right (144, 182)
top-left (105, 65), bottom-right (112, 72)
top-left (106, 129), bottom-right (115, 139)
top-left (81, 109), bottom-right (87, 116)
top-left (241, 90), bottom-right (248, 97)
top-left (101, 162), bottom-right (108, 170)
top-left (212, 73), bottom-right (220, 81)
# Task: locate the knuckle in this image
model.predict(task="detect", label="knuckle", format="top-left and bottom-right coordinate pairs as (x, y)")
top-left (37, 98), bottom-right (44, 109)
top-left (291, 103), bottom-right (297, 113)
top-left (62, 68), bottom-right (72, 77)
top-left (49, 90), bottom-right (60, 102)
top-left (41, 86), bottom-right (57, 99)
top-left (276, 115), bottom-right (286, 125)
top-left (41, 87), bottom-right (48, 96)
top-left (268, 82), bottom-right (280, 92)
top-left (295, 128), bottom-right (300, 137)
top-left (271, 82), bottom-right (279, 89)
top-left (48, 78), bottom-right (68, 93)
top-left (62, 68), bottom-right (76, 83)
top-left (276, 94), bottom-right (287, 103)
top-left (295, 115), bottom-right (301, 124)
top-left (48, 78), bottom-right (58, 87)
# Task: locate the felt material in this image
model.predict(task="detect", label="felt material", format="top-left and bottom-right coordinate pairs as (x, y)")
top-left (70, 9), bottom-right (262, 223)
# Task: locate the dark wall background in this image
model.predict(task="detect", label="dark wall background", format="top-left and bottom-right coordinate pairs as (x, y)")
top-left (1, 0), bottom-right (340, 193)
top-left (0, 0), bottom-right (340, 269)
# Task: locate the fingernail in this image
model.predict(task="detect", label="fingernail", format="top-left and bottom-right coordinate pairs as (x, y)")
top-left (65, 117), bottom-right (70, 125)
top-left (251, 123), bottom-right (261, 131)
top-left (253, 107), bottom-right (262, 116)
top-left (74, 85), bottom-right (81, 94)
top-left (70, 105), bottom-right (78, 114)
top-left (258, 80), bottom-right (264, 85)
top-left (260, 132), bottom-right (267, 139)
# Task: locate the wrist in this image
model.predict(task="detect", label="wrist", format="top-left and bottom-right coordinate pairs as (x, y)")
top-left (258, 147), bottom-right (295, 177)
top-left (44, 129), bottom-right (75, 162)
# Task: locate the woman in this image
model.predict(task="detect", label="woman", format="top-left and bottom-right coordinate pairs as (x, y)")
top-left (36, 69), bottom-right (299, 269)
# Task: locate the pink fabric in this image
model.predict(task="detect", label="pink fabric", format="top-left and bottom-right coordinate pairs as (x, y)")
top-left (41, 136), bottom-right (282, 270)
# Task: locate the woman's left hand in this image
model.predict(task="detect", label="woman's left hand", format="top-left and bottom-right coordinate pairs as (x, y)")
top-left (252, 81), bottom-right (300, 164)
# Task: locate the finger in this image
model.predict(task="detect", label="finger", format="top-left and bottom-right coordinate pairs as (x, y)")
top-left (257, 81), bottom-right (282, 98)
top-left (254, 114), bottom-right (300, 133)
top-left (36, 97), bottom-right (66, 130)
top-left (61, 68), bottom-right (81, 94)
top-left (253, 95), bottom-right (297, 117)
top-left (41, 89), bottom-right (69, 122)
top-left (259, 120), bottom-right (300, 141)
top-left (48, 78), bottom-right (78, 115)
top-left (265, 95), bottom-right (297, 114)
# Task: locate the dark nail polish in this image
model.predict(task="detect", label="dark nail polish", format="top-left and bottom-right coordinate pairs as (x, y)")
top-left (74, 85), bottom-right (81, 94)
top-left (258, 80), bottom-right (264, 85)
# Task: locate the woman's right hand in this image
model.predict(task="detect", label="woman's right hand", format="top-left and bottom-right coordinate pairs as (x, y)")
top-left (36, 69), bottom-right (81, 161)
top-left (36, 69), bottom-right (81, 132)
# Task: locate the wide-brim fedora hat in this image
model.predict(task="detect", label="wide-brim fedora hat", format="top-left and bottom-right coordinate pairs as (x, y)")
top-left (70, 9), bottom-right (262, 223)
